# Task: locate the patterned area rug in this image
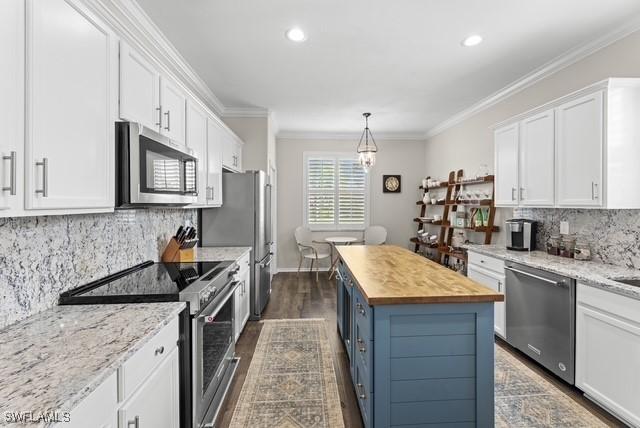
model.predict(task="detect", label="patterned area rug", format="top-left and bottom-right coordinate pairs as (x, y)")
top-left (229, 319), bottom-right (345, 428)
top-left (496, 345), bottom-right (607, 427)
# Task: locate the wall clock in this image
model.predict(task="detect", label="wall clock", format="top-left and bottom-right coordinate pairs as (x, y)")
top-left (383, 175), bottom-right (401, 193)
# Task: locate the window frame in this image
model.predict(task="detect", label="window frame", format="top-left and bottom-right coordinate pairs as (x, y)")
top-left (302, 151), bottom-right (371, 231)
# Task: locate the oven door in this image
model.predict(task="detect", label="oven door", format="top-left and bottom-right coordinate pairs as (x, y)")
top-left (119, 122), bottom-right (198, 206)
top-left (192, 281), bottom-right (238, 427)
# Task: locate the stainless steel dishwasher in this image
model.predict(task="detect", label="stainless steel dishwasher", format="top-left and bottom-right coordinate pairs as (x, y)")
top-left (505, 262), bottom-right (576, 384)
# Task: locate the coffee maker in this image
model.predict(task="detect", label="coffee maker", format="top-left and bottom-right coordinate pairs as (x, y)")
top-left (505, 219), bottom-right (537, 251)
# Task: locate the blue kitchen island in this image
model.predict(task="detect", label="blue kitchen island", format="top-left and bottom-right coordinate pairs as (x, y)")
top-left (336, 245), bottom-right (504, 428)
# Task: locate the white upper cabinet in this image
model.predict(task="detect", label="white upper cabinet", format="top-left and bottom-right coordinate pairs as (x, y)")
top-left (25, 0), bottom-right (116, 211)
top-left (494, 123), bottom-right (519, 206)
top-left (222, 133), bottom-right (243, 172)
top-left (119, 41), bottom-right (161, 131)
top-left (0, 0), bottom-right (24, 216)
top-left (494, 79), bottom-right (640, 209)
top-left (186, 98), bottom-right (208, 206)
top-left (206, 118), bottom-right (223, 206)
top-left (519, 109), bottom-right (555, 206)
top-left (556, 91), bottom-right (604, 207)
top-left (160, 77), bottom-right (186, 144)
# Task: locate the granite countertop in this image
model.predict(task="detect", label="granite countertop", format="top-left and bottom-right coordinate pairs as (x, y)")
top-left (0, 302), bottom-right (186, 423)
top-left (464, 244), bottom-right (640, 300)
top-left (336, 245), bottom-right (504, 305)
top-left (192, 246), bottom-right (252, 262)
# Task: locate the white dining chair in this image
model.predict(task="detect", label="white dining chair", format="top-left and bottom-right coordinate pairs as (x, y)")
top-left (364, 225), bottom-right (387, 245)
top-left (294, 226), bottom-right (331, 281)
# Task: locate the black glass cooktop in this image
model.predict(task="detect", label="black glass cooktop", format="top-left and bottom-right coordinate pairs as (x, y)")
top-left (59, 260), bottom-right (232, 304)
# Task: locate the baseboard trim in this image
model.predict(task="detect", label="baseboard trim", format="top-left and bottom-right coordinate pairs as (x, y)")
top-left (277, 267), bottom-right (330, 273)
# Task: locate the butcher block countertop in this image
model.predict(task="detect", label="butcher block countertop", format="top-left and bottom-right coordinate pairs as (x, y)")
top-left (336, 245), bottom-right (504, 305)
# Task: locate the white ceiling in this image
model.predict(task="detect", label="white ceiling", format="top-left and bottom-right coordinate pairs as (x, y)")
top-left (136, 0), bottom-right (640, 136)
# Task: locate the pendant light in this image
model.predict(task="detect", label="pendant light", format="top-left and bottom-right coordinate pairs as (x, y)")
top-left (356, 112), bottom-right (378, 172)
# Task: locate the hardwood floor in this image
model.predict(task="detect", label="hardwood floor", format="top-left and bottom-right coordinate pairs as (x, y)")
top-left (215, 271), bottom-right (624, 428)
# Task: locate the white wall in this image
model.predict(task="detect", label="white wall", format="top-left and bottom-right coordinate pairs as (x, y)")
top-left (223, 117), bottom-right (269, 172)
top-left (276, 137), bottom-right (425, 270)
top-left (425, 30), bottom-right (640, 245)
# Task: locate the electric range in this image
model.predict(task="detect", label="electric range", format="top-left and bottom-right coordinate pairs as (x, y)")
top-left (59, 260), bottom-right (241, 428)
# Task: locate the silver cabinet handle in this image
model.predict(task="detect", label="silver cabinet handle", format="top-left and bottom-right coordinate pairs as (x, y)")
top-left (35, 158), bottom-right (48, 197)
top-left (497, 281), bottom-right (502, 292)
top-left (356, 303), bottom-right (365, 316)
top-left (505, 266), bottom-right (565, 287)
top-left (154, 346), bottom-right (164, 356)
top-left (155, 106), bottom-right (162, 127)
top-left (357, 337), bottom-right (366, 353)
top-left (127, 416), bottom-right (139, 428)
top-left (592, 182), bottom-right (599, 200)
top-left (206, 186), bottom-right (214, 200)
top-left (164, 110), bottom-right (171, 131)
top-left (511, 187), bottom-right (516, 201)
top-left (356, 383), bottom-right (366, 400)
top-left (2, 151), bottom-right (16, 195)
top-left (520, 187), bottom-right (525, 200)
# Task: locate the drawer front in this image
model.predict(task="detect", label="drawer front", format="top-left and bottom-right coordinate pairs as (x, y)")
top-left (354, 286), bottom-right (372, 343)
top-left (119, 316), bottom-right (179, 400)
top-left (468, 251), bottom-right (505, 274)
top-left (578, 282), bottom-right (640, 324)
top-left (355, 352), bottom-right (373, 428)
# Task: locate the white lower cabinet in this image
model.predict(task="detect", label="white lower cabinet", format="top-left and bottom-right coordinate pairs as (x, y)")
top-left (576, 283), bottom-right (640, 426)
top-left (119, 347), bottom-right (180, 428)
top-left (58, 316), bottom-right (180, 428)
top-left (467, 252), bottom-right (506, 339)
top-left (234, 252), bottom-right (251, 341)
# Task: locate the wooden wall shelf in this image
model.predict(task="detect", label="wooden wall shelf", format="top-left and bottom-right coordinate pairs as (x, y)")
top-left (411, 170), bottom-right (497, 269)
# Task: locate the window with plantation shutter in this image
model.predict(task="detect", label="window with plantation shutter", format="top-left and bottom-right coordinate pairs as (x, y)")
top-left (304, 153), bottom-right (369, 230)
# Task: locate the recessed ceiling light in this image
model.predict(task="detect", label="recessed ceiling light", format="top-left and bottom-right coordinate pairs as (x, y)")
top-left (285, 27), bottom-right (306, 42)
top-left (461, 34), bottom-right (483, 47)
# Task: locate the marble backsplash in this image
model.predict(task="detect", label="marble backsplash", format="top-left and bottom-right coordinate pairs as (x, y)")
top-left (514, 208), bottom-right (640, 270)
top-left (0, 209), bottom-right (196, 329)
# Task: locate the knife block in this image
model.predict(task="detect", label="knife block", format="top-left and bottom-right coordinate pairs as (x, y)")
top-left (161, 238), bottom-right (198, 263)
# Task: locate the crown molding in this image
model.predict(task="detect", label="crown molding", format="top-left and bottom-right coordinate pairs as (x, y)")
top-left (424, 16), bottom-right (640, 140)
top-left (222, 107), bottom-right (271, 118)
top-left (276, 130), bottom-right (426, 141)
top-left (84, 0), bottom-right (227, 116)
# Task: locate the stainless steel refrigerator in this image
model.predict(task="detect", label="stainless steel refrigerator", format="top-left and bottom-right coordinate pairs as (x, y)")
top-left (199, 170), bottom-right (273, 319)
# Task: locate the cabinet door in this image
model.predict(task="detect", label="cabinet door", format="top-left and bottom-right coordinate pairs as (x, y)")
top-left (119, 347), bottom-right (180, 428)
top-left (25, 0), bottom-right (116, 211)
top-left (160, 77), bottom-right (186, 144)
top-left (556, 91), bottom-right (604, 207)
top-left (520, 109), bottom-right (555, 206)
top-left (0, 0), bottom-right (24, 216)
top-left (576, 303), bottom-right (640, 426)
top-left (234, 284), bottom-right (243, 342)
top-left (494, 123), bottom-right (519, 206)
top-left (241, 268), bottom-right (251, 330)
top-left (119, 41), bottom-right (160, 131)
top-left (467, 264), bottom-right (505, 338)
top-left (186, 99), bottom-right (208, 205)
top-left (235, 140), bottom-right (243, 172)
top-left (206, 118), bottom-right (223, 206)
top-left (222, 133), bottom-right (236, 170)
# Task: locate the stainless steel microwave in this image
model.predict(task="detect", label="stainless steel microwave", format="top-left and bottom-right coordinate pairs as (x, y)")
top-left (116, 122), bottom-right (198, 207)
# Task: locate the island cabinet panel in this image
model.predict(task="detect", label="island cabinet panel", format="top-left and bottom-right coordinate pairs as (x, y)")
top-left (374, 303), bottom-right (495, 428)
top-left (336, 246), bottom-right (501, 428)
